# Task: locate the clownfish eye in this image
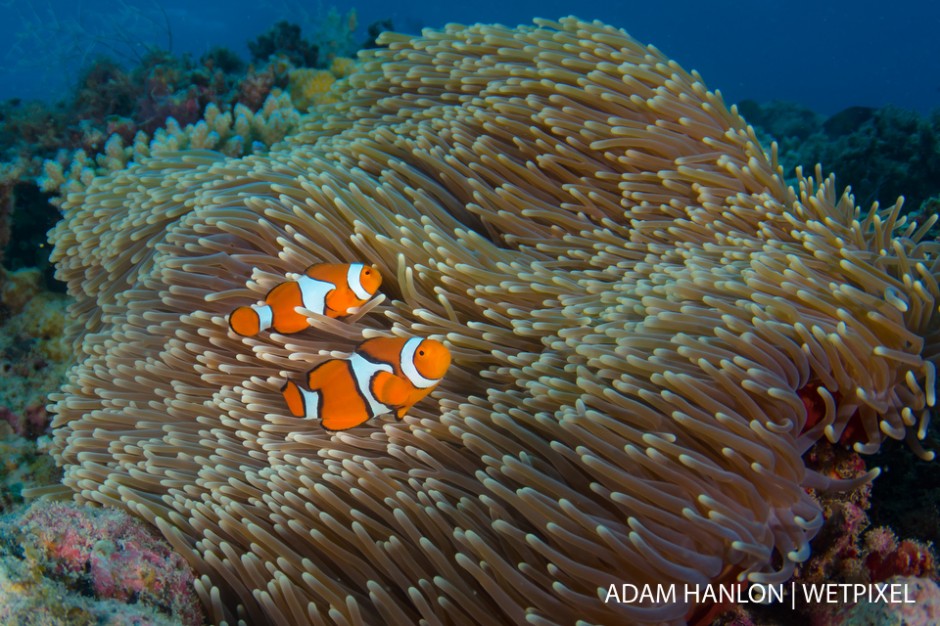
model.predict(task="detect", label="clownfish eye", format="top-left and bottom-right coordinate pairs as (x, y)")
top-left (419, 350), bottom-right (425, 356)
top-left (364, 269), bottom-right (371, 274)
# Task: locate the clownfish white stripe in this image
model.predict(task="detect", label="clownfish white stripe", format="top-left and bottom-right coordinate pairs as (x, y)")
top-left (296, 275), bottom-right (333, 315)
top-left (349, 353), bottom-right (395, 417)
top-left (346, 263), bottom-right (371, 301)
top-left (298, 386), bottom-right (321, 420)
top-left (399, 337), bottom-right (439, 389)
top-left (253, 304), bottom-right (274, 332)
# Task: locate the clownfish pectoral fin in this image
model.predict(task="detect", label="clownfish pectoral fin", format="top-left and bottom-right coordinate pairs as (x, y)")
top-left (324, 303), bottom-right (357, 319)
top-left (229, 304), bottom-right (273, 336)
top-left (372, 371), bottom-right (412, 408)
top-left (318, 263), bottom-right (383, 318)
top-left (281, 380), bottom-right (320, 419)
top-left (394, 405), bottom-right (413, 419)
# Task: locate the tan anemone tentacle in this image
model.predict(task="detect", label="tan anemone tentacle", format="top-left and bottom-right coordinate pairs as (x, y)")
top-left (48, 17), bottom-right (939, 626)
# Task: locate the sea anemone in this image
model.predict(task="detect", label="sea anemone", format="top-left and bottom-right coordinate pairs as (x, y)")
top-left (47, 17), bottom-right (939, 625)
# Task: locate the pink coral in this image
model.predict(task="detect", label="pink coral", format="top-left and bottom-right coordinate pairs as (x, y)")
top-left (865, 528), bottom-right (936, 581)
top-left (0, 404), bottom-right (50, 438)
top-left (15, 501), bottom-right (203, 626)
top-left (238, 63), bottom-right (278, 110)
top-left (797, 443), bottom-right (875, 584)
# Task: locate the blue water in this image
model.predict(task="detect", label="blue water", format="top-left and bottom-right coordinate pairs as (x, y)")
top-left (0, 0), bottom-right (937, 115)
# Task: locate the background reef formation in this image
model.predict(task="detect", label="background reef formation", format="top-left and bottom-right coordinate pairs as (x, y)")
top-left (48, 17), bottom-right (939, 625)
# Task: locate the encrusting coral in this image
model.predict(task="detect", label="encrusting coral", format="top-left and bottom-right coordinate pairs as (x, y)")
top-left (0, 501), bottom-right (204, 625)
top-left (46, 17), bottom-right (940, 625)
top-left (0, 267), bottom-right (71, 424)
top-left (288, 68), bottom-right (338, 109)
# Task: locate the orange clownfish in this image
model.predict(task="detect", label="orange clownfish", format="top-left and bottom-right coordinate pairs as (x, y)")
top-left (229, 263), bottom-right (382, 336)
top-left (281, 336), bottom-right (451, 430)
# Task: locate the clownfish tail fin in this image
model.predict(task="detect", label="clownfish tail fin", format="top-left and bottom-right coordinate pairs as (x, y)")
top-left (281, 380), bottom-right (304, 416)
top-left (229, 304), bottom-right (273, 336)
top-left (281, 380), bottom-right (320, 420)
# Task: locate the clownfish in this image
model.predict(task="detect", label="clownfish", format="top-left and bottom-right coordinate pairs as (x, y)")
top-left (229, 263), bottom-right (382, 336)
top-left (281, 336), bottom-right (451, 430)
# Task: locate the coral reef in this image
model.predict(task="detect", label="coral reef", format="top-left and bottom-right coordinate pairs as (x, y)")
top-left (742, 100), bottom-right (940, 226)
top-left (864, 530), bottom-right (936, 582)
top-left (0, 9), bottom-right (381, 527)
top-left (330, 56), bottom-right (358, 79)
top-left (249, 21), bottom-right (320, 67)
top-left (0, 18), bottom-right (372, 277)
top-left (0, 10), bottom-right (932, 626)
top-left (313, 8), bottom-right (360, 63)
top-left (0, 501), bottom-right (203, 625)
top-left (0, 267), bottom-right (71, 509)
top-left (71, 58), bottom-right (139, 123)
top-left (714, 441), bottom-right (938, 624)
top-left (0, 100), bottom-right (70, 162)
top-left (0, 267), bottom-right (71, 412)
top-left (797, 451), bottom-right (938, 592)
top-left (32, 22), bottom-right (369, 203)
top-left (46, 17), bottom-right (940, 626)
top-left (38, 91), bottom-right (303, 200)
top-left (288, 68), bottom-right (337, 109)
top-left (812, 576), bottom-right (940, 626)
top-left (799, 444), bottom-right (876, 585)
top-left (251, 9), bottom-right (360, 65)
top-left (0, 430), bottom-right (58, 511)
